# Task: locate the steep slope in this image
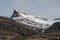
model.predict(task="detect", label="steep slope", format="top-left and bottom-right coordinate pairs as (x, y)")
top-left (0, 17), bottom-right (41, 39)
top-left (11, 9), bottom-right (52, 32)
top-left (0, 16), bottom-right (24, 40)
top-left (44, 22), bottom-right (60, 36)
top-left (45, 22), bottom-right (60, 32)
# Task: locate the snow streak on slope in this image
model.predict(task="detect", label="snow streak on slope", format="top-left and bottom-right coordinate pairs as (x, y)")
top-left (11, 9), bottom-right (53, 32)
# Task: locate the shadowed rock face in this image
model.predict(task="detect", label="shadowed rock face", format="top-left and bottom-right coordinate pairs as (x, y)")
top-left (11, 10), bottom-right (21, 18)
top-left (45, 22), bottom-right (60, 33)
top-left (54, 18), bottom-right (60, 20)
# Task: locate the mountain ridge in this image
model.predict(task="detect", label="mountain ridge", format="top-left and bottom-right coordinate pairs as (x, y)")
top-left (11, 9), bottom-right (53, 32)
top-left (0, 9), bottom-right (60, 40)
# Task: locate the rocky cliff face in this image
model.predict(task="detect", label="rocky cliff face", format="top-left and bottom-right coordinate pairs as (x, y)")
top-left (45, 22), bottom-right (60, 32)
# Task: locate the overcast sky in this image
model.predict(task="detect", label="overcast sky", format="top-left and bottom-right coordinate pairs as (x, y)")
top-left (0, 0), bottom-right (60, 19)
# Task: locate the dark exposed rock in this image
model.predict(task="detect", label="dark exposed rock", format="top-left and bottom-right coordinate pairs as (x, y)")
top-left (54, 18), bottom-right (60, 20)
top-left (45, 22), bottom-right (60, 32)
top-left (44, 22), bottom-right (60, 36)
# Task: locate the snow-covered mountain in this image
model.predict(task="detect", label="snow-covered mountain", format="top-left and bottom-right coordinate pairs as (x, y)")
top-left (11, 9), bottom-right (53, 32)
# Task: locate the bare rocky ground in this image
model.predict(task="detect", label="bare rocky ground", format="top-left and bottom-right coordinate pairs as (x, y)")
top-left (0, 16), bottom-right (60, 40)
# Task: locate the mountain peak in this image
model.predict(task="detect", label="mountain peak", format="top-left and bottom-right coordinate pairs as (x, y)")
top-left (11, 9), bottom-right (28, 18)
top-left (11, 9), bottom-right (52, 32)
top-left (11, 9), bottom-right (20, 18)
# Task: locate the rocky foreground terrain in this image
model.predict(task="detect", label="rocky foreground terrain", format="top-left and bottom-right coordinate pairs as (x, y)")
top-left (0, 16), bottom-right (60, 40)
